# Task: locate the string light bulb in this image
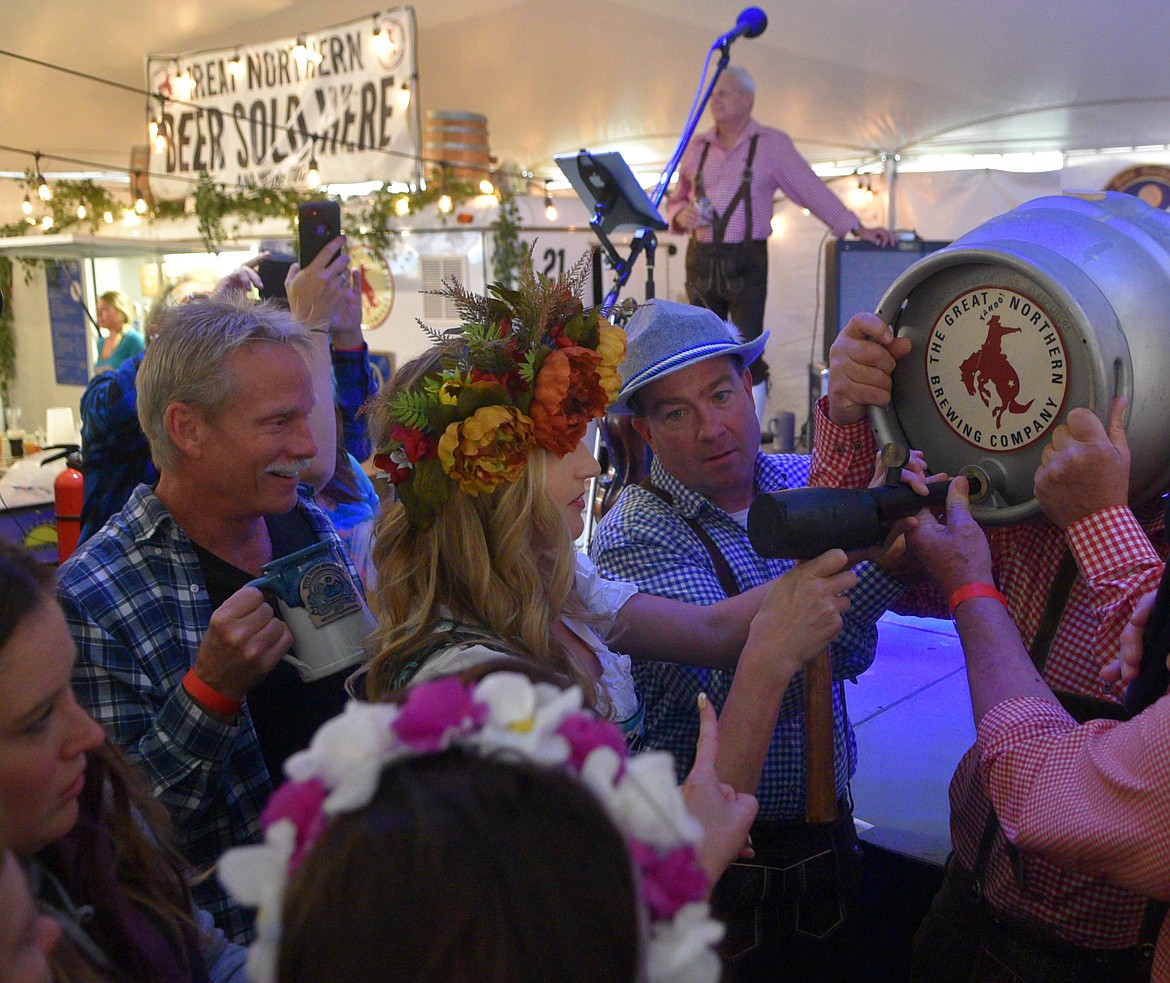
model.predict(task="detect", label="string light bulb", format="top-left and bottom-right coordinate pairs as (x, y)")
top-left (543, 180), bottom-right (557, 222)
top-left (171, 68), bottom-right (194, 101)
top-left (103, 211), bottom-right (114, 224)
top-left (228, 50), bottom-right (245, 80)
top-left (35, 153), bottom-right (51, 201)
top-left (292, 36), bottom-right (309, 67)
top-left (479, 178), bottom-right (495, 195)
top-left (372, 17), bottom-right (392, 57)
top-left (76, 204), bottom-right (87, 220)
top-left (437, 166), bottom-right (453, 214)
top-left (41, 214), bottom-right (52, 230)
top-left (394, 195), bottom-right (410, 217)
top-left (21, 194), bottom-right (32, 216)
top-left (306, 136), bottom-right (321, 190)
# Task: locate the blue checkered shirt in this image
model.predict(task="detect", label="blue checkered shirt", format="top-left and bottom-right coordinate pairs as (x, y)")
top-left (57, 485), bottom-right (359, 942)
top-left (332, 342), bottom-right (377, 462)
top-left (590, 451), bottom-right (901, 820)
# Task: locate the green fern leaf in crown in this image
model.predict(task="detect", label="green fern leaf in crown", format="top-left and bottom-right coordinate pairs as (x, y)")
top-left (389, 390), bottom-right (433, 431)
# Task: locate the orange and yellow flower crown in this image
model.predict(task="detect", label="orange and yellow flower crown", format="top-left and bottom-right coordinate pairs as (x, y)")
top-left (374, 255), bottom-right (627, 529)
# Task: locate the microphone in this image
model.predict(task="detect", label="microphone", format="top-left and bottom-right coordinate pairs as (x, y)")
top-left (716, 7), bottom-right (768, 47)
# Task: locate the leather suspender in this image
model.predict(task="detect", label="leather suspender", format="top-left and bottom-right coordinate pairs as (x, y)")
top-left (639, 478), bottom-right (743, 598)
top-left (695, 134), bottom-right (759, 245)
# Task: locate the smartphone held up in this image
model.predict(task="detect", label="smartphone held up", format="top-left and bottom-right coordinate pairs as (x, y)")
top-left (298, 200), bottom-right (342, 267)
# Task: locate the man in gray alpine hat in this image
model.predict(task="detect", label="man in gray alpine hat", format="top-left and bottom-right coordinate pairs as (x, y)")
top-left (591, 299), bottom-right (908, 981)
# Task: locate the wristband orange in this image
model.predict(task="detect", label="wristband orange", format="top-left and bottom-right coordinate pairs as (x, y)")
top-left (948, 582), bottom-right (1008, 619)
top-left (182, 669), bottom-right (243, 716)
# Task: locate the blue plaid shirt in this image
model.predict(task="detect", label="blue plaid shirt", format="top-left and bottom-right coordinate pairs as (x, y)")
top-left (590, 451), bottom-right (901, 820)
top-left (57, 485), bottom-right (359, 942)
top-left (332, 342), bottom-right (377, 462)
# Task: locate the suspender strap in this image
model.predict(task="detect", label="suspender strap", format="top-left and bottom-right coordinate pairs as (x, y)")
top-left (1028, 548), bottom-right (1078, 674)
top-left (1030, 547), bottom-right (1133, 723)
top-left (695, 135), bottom-right (760, 245)
top-left (639, 478), bottom-right (743, 598)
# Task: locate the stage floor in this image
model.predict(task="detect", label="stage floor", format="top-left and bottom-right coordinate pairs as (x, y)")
top-left (849, 612), bottom-right (972, 867)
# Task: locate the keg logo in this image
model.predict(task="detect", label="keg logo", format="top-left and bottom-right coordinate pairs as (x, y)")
top-left (926, 287), bottom-right (1068, 452)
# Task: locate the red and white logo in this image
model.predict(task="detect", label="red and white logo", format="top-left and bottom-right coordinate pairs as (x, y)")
top-left (925, 286), bottom-right (1068, 451)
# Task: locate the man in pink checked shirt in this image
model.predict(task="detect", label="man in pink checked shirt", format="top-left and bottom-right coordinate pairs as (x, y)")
top-left (904, 476), bottom-right (1170, 983)
top-left (665, 65), bottom-right (893, 420)
top-left (817, 312), bottom-right (1167, 982)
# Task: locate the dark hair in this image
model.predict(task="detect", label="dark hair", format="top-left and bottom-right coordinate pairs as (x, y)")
top-left (278, 748), bottom-right (641, 983)
top-left (0, 543), bottom-right (202, 980)
top-left (0, 542), bottom-right (54, 650)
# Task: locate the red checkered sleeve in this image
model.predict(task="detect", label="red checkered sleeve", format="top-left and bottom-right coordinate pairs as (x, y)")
top-left (979, 695), bottom-right (1170, 903)
top-left (808, 395), bottom-right (878, 489)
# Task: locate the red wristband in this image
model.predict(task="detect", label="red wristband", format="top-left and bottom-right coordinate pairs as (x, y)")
top-left (182, 669), bottom-right (243, 716)
top-left (948, 582), bottom-right (1008, 619)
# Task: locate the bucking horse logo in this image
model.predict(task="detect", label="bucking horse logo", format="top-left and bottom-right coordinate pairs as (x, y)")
top-left (959, 315), bottom-right (1034, 429)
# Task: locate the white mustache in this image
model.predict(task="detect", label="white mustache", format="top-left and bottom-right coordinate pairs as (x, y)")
top-left (266, 459), bottom-right (311, 479)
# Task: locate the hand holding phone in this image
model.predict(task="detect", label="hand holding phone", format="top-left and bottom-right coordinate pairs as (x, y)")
top-left (298, 200), bottom-right (342, 268)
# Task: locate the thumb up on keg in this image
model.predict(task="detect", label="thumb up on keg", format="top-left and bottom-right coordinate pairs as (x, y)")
top-left (1035, 396), bottom-right (1131, 529)
top-left (827, 313), bottom-right (913, 426)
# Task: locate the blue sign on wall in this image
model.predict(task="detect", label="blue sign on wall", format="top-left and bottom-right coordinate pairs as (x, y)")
top-left (45, 260), bottom-right (89, 386)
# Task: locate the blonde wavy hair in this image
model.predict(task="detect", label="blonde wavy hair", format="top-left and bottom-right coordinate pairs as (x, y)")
top-left (363, 350), bottom-right (603, 708)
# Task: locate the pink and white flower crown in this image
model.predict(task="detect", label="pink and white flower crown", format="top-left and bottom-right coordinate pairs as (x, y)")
top-left (218, 672), bottom-right (725, 983)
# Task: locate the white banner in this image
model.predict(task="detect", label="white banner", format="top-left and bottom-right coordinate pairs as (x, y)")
top-left (146, 8), bottom-right (417, 192)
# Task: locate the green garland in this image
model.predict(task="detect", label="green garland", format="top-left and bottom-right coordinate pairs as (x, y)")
top-left (4, 172), bottom-right (511, 257)
top-left (0, 175), bottom-right (529, 389)
top-left (489, 189), bottom-right (524, 288)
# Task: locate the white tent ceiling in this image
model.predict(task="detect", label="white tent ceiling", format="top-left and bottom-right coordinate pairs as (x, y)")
top-left (3, 0), bottom-right (1170, 223)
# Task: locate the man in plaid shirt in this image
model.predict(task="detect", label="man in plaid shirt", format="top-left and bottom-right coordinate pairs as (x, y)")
top-left (825, 312), bottom-right (1167, 982)
top-left (58, 293), bottom-right (369, 943)
top-left (79, 258), bottom-right (377, 544)
top-left (592, 300), bottom-right (907, 980)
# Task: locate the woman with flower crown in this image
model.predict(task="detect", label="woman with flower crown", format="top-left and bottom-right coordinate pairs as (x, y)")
top-left (359, 256), bottom-right (855, 787)
top-left (220, 666), bottom-right (756, 983)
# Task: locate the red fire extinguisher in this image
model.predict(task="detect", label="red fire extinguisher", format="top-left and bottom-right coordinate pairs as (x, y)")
top-left (52, 448), bottom-right (84, 564)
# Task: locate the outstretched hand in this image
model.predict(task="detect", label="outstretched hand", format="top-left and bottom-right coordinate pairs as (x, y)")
top-left (287, 236), bottom-right (351, 331)
top-left (827, 313), bottom-right (912, 426)
top-left (682, 692), bottom-right (759, 885)
top-left (1102, 588), bottom-right (1161, 689)
top-left (750, 549), bottom-right (856, 674)
top-left (211, 253), bottom-right (266, 298)
top-left (1035, 397), bottom-right (1130, 529)
top-left (904, 476), bottom-right (995, 597)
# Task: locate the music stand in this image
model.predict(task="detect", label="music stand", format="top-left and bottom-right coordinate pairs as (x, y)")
top-left (555, 150), bottom-right (667, 307)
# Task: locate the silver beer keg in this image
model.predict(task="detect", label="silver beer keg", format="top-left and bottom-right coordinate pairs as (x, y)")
top-left (872, 191), bottom-right (1170, 524)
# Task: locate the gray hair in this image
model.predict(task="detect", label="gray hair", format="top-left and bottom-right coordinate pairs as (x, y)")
top-left (725, 65), bottom-right (755, 97)
top-left (137, 295), bottom-right (310, 472)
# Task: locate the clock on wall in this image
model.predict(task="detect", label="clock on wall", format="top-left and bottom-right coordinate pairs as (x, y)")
top-left (1105, 165), bottom-right (1170, 210)
top-left (348, 245), bottom-right (394, 329)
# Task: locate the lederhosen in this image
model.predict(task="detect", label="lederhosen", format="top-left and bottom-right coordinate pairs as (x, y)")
top-left (641, 478), bottom-right (862, 963)
top-left (924, 551), bottom-right (1163, 982)
top-left (685, 134), bottom-right (770, 386)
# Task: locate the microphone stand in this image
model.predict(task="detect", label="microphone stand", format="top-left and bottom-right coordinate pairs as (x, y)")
top-left (598, 43), bottom-right (736, 310)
